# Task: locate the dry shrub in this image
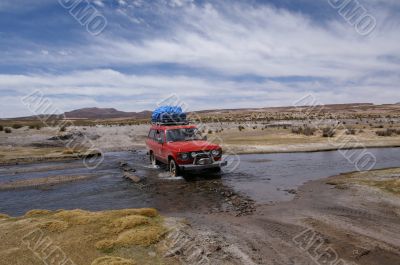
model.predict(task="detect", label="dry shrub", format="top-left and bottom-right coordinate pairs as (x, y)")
top-left (345, 128), bottom-right (356, 135)
top-left (12, 124), bottom-right (23, 129)
top-left (322, 127), bottom-right (335, 137)
top-left (291, 126), bottom-right (316, 136)
top-left (291, 127), bottom-right (302, 134)
top-left (0, 125), bottom-right (3, 131)
top-left (376, 128), bottom-right (400, 137)
top-left (25, 209), bottom-right (52, 217)
top-left (4, 128), bottom-right (11, 134)
top-left (91, 256), bottom-right (136, 265)
top-left (29, 124), bottom-right (43, 130)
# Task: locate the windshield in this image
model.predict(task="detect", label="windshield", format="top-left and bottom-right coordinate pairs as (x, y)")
top-left (166, 128), bottom-right (204, 142)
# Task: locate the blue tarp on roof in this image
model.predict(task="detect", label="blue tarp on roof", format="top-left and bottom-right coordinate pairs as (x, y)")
top-left (152, 106), bottom-right (187, 123)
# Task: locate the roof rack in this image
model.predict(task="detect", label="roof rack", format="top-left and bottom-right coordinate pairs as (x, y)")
top-left (152, 121), bottom-right (190, 126)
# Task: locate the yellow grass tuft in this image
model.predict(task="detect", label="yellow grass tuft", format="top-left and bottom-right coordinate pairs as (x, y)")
top-left (0, 213), bottom-right (10, 219)
top-left (53, 209), bottom-right (100, 225)
top-left (117, 208), bottom-right (159, 218)
top-left (111, 215), bottom-right (149, 232)
top-left (0, 208), bottom-right (165, 265)
top-left (25, 209), bottom-right (52, 217)
top-left (91, 256), bottom-right (136, 265)
top-left (62, 148), bottom-right (83, 155)
top-left (95, 225), bottom-right (166, 250)
top-left (115, 225), bottom-right (166, 247)
top-left (38, 220), bottom-right (69, 232)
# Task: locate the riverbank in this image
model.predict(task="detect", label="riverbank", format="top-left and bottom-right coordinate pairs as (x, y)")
top-left (181, 167), bottom-right (400, 264)
top-left (2, 123), bottom-right (400, 164)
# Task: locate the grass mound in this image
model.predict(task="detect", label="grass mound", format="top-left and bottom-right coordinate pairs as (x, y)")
top-left (0, 213), bottom-right (9, 219)
top-left (38, 220), bottom-right (69, 232)
top-left (0, 208), bottom-right (166, 265)
top-left (25, 209), bottom-right (52, 217)
top-left (328, 168), bottom-right (400, 196)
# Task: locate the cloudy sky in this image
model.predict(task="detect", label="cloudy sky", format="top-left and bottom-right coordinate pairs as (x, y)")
top-left (0, 0), bottom-right (399, 118)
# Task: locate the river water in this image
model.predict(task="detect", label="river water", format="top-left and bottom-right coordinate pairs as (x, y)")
top-left (1, 148), bottom-right (400, 216)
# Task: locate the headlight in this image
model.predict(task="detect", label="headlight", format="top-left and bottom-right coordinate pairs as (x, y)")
top-left (211, 149), bottom-right (221, 157)
top-left (180, 153), bottom-right (189, 160)
top-left (191, 152), bottom-right (197, 158)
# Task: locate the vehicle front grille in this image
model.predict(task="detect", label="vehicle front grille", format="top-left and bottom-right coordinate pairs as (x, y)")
top-left (193, 152), bottom-right (213, 165)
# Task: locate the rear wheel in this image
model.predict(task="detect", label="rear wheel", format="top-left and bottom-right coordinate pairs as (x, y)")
top-left (150, 152), bottom-right (157, 166)
top-left (169, 159), bottom-right (180, 177)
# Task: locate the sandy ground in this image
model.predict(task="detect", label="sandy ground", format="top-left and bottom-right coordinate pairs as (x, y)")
top-left (176, 168), bottom-right (400, 265)
top-left (65, 123), bottom-right (400, 154)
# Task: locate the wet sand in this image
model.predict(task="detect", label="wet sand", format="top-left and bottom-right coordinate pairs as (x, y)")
top-left (185, 169), bottom-right (400, 264)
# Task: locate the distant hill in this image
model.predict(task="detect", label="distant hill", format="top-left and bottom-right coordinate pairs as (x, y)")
top-left (64, 108), bottom-right (152, 120)
top-left (3, 103), bottom-right (400, 120)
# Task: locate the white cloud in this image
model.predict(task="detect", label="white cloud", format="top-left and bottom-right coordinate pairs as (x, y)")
top-left (0, 68), bottom-right (398, 118)
top-left (1, 1), bottom-right (399, 117)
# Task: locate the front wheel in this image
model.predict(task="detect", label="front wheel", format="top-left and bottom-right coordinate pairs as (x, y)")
top-left (210, 167), bottom-right (221, 173)
top-left (169, 159), bottom-right (180, 177)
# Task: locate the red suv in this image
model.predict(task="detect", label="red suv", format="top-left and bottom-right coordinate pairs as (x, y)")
top-left (146, 124), bottom-right (226, 177)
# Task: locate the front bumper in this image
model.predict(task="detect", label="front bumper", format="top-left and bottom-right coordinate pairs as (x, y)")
top-left (180, 160), bottom-right (227, 171)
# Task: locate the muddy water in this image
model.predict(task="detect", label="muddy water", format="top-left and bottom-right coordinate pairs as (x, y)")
top-left (226, 147), bottom-right (400, 203)
top-left (1, 148), bottom-right (400, 216)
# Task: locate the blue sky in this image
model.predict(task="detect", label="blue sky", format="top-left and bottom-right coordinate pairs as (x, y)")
top-left (0, 0), bottom-right (399, 117)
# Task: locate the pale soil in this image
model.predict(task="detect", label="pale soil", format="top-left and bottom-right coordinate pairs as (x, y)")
top-left (2, 123), bottom-right (400, 163)
top-left (0, 175), bottom-right (97, 190)
top-left (177, 168), bottom-right (400, 264)
top-left (75, 123), bottom-right (400, 154)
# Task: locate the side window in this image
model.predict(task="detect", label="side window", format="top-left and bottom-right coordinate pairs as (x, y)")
top-left (159, 131), bottom-right (165, 143)
top-left (148, 129), bottom-right (156, 139)
top-left (154, 130), bottom-right (165, 143)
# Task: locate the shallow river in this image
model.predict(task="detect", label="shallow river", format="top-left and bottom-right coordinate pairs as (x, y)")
top-left (1, 148), bottom-right (400, 216)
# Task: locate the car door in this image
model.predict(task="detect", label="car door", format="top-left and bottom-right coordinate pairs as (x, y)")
top-left (159, 130), bottom-right (168, 161)
top-left (146, 129), bottom-right (156, 152)
top-left (153, 130), bottom-right (163, 160)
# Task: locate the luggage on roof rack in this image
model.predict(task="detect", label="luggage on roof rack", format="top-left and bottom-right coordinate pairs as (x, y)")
top-left (151, 106), bottom-right (188, 125)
